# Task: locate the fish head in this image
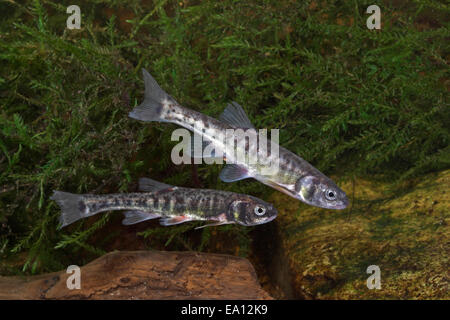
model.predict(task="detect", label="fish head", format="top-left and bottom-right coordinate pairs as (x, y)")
top-left (294, 175), bottom-right (349, 209)
top-left (227, 196), bottom-right (278, 226)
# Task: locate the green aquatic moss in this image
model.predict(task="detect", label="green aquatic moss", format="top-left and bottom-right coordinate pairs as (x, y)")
top-left (0, 0), bottom-right (448, 280)
top-left (269, 170), bottom-right (449, 299)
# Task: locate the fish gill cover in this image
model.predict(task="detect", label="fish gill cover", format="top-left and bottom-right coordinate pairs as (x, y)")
top-left (0, 0), bottom-right (448, 299)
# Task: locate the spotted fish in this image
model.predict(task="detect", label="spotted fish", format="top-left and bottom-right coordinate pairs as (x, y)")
top-left (129, 69), bottom-right (349, 210)
top-left (51, 178), bottom-right (277, 229)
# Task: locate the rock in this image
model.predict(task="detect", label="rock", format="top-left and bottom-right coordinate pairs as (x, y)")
top-left (0, 250), bottom-right (272, 300)
top-left (269, 170), bottom-right (449, 299)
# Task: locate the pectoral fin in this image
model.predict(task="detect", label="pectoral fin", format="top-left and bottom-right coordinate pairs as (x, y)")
top-left (219, 164), bottom-right (251, 182)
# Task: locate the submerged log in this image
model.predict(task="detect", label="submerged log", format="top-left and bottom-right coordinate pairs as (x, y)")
top-left (0, 250), bottom-right (272, 300)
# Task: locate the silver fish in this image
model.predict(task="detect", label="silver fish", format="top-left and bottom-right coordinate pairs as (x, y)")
top-left (51, 178), bottom-right (277, 229)
top-left (130, 69), bottom-right (349, 210)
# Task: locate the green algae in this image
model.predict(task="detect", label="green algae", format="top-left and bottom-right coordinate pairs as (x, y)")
top-left (269, 170), bottom-right (449, 299)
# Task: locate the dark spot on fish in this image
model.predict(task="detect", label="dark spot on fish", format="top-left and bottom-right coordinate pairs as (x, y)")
top-left (279, 160), bottom-right (289, 171)
top-left (78, 201), bottom-right (86, 212)
top-left (212, 195), bottom-right (218, 208)
top-left (175, 195), bottom-right (184, 205)
top-left (163, 195), bottom-right (171, 211)
top-left (199, 114), bottom-right (208, 124)
top-left (239, 202), bottom-right (248, 223)
top-left (187, 193), bottom-right (198, 208)
top-left (97, 202), bottom-right (107, 210)
top-left (156, 104), bottom-right (163, 114)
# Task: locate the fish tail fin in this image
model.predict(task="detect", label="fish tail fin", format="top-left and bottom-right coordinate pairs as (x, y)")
top-left (50, 191), bottom-right (87, 229)
top-left (129, 69), bottom-right (176, 122)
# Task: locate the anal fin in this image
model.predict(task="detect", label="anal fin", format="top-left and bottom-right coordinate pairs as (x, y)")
top-left (160, 215), bottom-right (193, 226)
top-left (122, 211), bottom-right (160, 225)
top-left (195, 221), bottom-right (234, 229)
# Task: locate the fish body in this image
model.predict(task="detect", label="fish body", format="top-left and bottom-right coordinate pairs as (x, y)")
top-left (51, 178), bottom-right (277, 228)
top-left (129, 69), bottom-right (349, 210)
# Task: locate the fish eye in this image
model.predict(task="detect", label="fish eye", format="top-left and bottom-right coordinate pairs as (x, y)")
top-left (325, 189), bottom-right (336, 201)
top-left (254, 206), bottom-right (266, 216)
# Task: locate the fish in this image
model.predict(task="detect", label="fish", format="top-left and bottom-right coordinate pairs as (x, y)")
top-left (51, 177), bottom-right (277, 229)
top-left (129, 69), bottom-right (349, 210)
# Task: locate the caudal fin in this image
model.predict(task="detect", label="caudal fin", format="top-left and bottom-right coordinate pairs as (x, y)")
top-left (50, 191), bottom-right (86, 228)
top-left (128, 69), bottom-right (177, 122)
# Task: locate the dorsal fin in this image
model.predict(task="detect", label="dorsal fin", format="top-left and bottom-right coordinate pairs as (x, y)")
top-left (219, 101), bottom-right (255, 129)
top-left (138, 178), bottom-right (173, 192)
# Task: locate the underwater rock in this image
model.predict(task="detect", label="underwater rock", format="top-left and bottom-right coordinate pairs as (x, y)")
top-left (269, 170), bottom-right (449, 299)
top-left (0, 250), bottom-right (272, 299)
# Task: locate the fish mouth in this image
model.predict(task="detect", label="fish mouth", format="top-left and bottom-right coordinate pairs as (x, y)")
top-left (334, 197), bottom-right (350, 210)
top-left (316, 199), bottom-right (349, 210)
top-left (247, 214), bottom-right (277, 226)
top-left (333, 203), bottom-right (348, 210)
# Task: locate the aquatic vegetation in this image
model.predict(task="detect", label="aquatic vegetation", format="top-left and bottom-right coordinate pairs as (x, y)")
top-left (0, 0), bottom-right (448, 293)
top-left (269, 170), bottom-right (449, 299)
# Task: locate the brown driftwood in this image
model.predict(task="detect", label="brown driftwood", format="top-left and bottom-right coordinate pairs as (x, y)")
top-left (0, 250), bottom-right (272, 300)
